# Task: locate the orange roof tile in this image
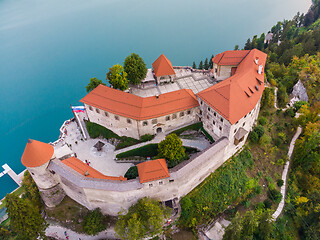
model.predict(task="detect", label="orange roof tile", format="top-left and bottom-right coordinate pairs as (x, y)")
top-left (80, 85), bottom-right (199, 120)
top-left (213, 50), bottom-right (250, 66)
top-left (198, 49), bottom-right (267, 124)
top-left (137, 159), bottom-right (169, 183)
top-left (152, 54), bottom-right (175, 77)
top-left (62, 157), bottom-right (126, 181)
top-left (21, 139), bottom-right (54, 168)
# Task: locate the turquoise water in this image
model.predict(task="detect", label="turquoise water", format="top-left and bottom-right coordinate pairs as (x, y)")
top-left (0, 0), bottom-right (311, 199)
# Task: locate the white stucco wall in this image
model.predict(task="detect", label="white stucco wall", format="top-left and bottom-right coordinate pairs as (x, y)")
top-left (213, 64), bottom-right (237, 81)
top-left (85, 103), bottom-right (199, 139)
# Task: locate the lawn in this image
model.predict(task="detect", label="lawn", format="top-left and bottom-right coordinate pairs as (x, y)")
top-left (85, 121), bottom-right (154, 150)
top-left (116, 144), bottom-right (159, 159)
top-left (171, 122), bottom-right (203, 136)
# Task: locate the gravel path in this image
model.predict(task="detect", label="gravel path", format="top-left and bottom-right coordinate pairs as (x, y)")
top-left (46, 224), bottom-right (118, 240)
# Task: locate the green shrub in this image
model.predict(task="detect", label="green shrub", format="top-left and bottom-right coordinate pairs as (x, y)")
top-left (242, 200), bottom-right (251, 208)
top-left (171, 122), bottom-right (203, 136)
top-left (264, 199), bottom-right (272, 209)
top-left (253, 125), bottom-right (265, 138)
top-left (201, 126), bottom-right (214, 143)
top-left (284, 108), bottom-right (295, 118)
top-left (259, 134), bottom-right (272, 146)
top-left (116, 144), bottom-right (158, 158)
top-left (116, 136), bottom-right (140, 150)
top-left (258, 116), bottom-right (268, 126)
top-left (268, 189), bottom-right (282, 203)
top-left (82, 208), bottom-right (106, 235)
top-left (277, 179), bottom-right (284, 187)
top-left (86, 121), bottom-right (119, 139)
top-left (249, 131), bottom-right (259, 143)
top-left (124, 166), bottom-right (139, 180)
top-left (255, 185), bottom-right (262, 194)
top-left (140, 134), bottom-right (153, 142)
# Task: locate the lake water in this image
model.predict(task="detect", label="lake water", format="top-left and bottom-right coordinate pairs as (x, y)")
top-left (0, 0), bottom-right (311, 199)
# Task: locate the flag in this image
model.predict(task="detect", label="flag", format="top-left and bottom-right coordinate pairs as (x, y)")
top-left (72, 106), bottom-right (85, 113)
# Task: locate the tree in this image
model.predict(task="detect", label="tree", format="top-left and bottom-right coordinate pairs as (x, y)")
top-left (123, 53), bottom-right (147, 85)
top-left (115, 197), bottom-right (170, 240)
top-left (5, 193), bottom-right (48, 240)
top-left (244, 38), bottom-right (251, 50)
top-left (82, 208), bottom-right (106, 235)
top-left (158, 133), bottom-right (186, 166)
top-left (198, 60), bottom-right (203, 69)
top-left (204, 58), bottom-right (209, 70)
top-left (234, 45), bottom-right (239, 50)
top-left (106, 64), bottom-right (128, 91)
top-left (209, 55), bottom-right (214, 69)
top-left (192, 61), bottom-right (197, 69)
top-left (21, 171), bottom-right (42, 209)
top-left (86, 77), bottom-right (105, 92)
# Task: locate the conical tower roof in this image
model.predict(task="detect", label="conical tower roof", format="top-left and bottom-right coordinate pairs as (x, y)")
top-left (21, 139), bottom-right (54, 168)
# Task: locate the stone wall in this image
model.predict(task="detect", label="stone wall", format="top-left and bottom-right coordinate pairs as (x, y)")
top-left (47, 138), bottom-right (229, 215)
top-left (213, 64), bottom-right (236, 81)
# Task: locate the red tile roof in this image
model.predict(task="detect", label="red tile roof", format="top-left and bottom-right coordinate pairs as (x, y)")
top-left (198, 49), bottom-right (267, 124)
top-left (62, 157), bottom-right (126, 181)
top-left (152, 54), bottom-right (175, 77)
top-left (80, 85), bottom-right (199, 120)
top-left (213, 50), bottom-right (250, 66)
top-left (21, 139), bottom-right (54, 168)
top-left (137, 159), bottom-right (169, 183)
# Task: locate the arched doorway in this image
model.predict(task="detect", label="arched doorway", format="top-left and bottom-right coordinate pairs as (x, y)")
top-left (156, 127), bottom-right (162, 133)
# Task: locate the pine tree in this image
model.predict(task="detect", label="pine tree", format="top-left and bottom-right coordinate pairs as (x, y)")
top-left (244, 38), bottom-right (251, 50)
top-left (198, 61), bottom-right (203, 69)
top-left (192, 61), bottom-right (197, 69)
top-left (204, 58), bottom-right (209, 70)
top-left (209, 55), bottom-right (214, 69)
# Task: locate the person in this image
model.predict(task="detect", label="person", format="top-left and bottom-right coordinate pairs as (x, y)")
top-left (64, 231), bottom-right (67, 236)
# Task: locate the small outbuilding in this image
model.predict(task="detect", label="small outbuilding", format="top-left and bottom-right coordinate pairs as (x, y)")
top-left (152, 54), bottom-right (175, 84)
top-left (137, 159), bottom-right (170, 183)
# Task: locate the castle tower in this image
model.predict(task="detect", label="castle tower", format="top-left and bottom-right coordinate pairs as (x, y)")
top-left (21, 139), bottom-right (65, 207)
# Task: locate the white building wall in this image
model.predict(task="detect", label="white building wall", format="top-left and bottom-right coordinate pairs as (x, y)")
top-left (85, 103), bottom-right (199, 139)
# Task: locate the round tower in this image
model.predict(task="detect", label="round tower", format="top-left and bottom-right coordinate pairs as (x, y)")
top-left (21, 139), bottom-right (58, 190)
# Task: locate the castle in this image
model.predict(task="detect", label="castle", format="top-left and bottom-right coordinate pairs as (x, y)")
top-left (21, 49), bottom-right (267, 215)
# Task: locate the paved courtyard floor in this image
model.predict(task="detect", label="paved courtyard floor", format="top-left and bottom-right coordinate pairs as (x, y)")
top-left (58, 121), bottom-right (133, 177)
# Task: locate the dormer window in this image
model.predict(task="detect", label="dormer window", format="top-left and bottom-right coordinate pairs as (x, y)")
top-left (258, 65), bottom-right (263, 74)
top-left (255, 85), bottom-right (259, 91)
top-left (255, 58), bottom-right (259, 65)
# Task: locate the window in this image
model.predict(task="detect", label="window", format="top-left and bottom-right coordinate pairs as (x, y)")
top-left (219, 126), bottom-right (222, 131)
top-left (89, 106), bottom-right (93, 111)
top-left (159, 181), bottom-right (163, 185)
top-left (187, 110), bottom-right (191, 115)
top-left (96, 108), bottom-right (100, 113)
top-left (115, 115), bottom-right (119, 120)
top-left (152, 119), bottom-right (157, 124)
top-left (104, 112), bottom-right (109, 117)
top-left (169, 179), bottom-right (174, 183)
top-left (172, 114), bottom-right (177, 119)
top-left (166, 116), bottom-right (170, 121)
top-left (208, 107), bottom-right (211, 112)
top-left (244, 114), bottom-right (247, 118)
top-left (149, 183), bottom-right (153, 187)
top-left (201, 101), bottom-right (203, 105)
top-left (214, 112), bottom-right (217, 117)
top-left (243, 122), bottom-right (246, 126)
top-left (234, 128), bottom-right (237, 133)
top-left (213, 120), bottom-right (215, 125)
top-left (199, 110), bottom-right (202, 115)
top-left (127, 119), bottom-right (132, 124)
top-left (220, 118), bottom-right (223, 122)
top-left (215, 68), bottom-right (217, 73)
top-left (180, 112), bottom-right (184, 117)
top-left (235, 121), bottom-right (239, 124)
top-left (207, 115), bottom-right (210, 120)
top-left (143, 121), bottom-right (148, 126)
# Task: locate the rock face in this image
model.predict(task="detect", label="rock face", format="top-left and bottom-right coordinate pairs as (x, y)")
top-left (292, 80), bottom-right (308, 102)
